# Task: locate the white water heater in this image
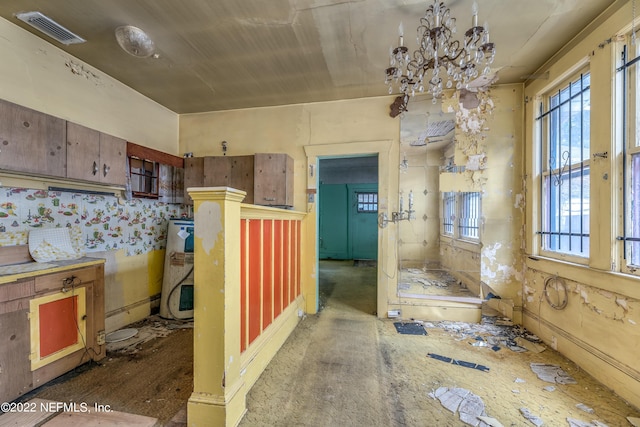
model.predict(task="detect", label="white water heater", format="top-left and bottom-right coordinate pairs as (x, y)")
top-left (160, 218), bottom-right (194, 319)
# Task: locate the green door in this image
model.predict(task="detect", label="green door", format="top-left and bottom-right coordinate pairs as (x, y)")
top-left (319, 184), bottom-right (349, 259)
top-left (348, 184), bottom-right (378, 260)
top-left (319, 183), bottom-right (378, 260)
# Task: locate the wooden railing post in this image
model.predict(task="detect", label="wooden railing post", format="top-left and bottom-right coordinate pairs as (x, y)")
top-left (187, 187), bottom-right (247, 427)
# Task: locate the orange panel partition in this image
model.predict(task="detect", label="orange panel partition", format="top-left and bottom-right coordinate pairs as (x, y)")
top-left (262, 220), bottom-right (273, 330)
top-left (273, 220), bottom-right (283, 318)
top-left (240, 219), bottom-right (247, 352)
top-left (283, 220), bottom-right (291, 308)
top-left (240, 216), bottom-right (302, 354)
top-left (248, 219), bottom-right (262, 345)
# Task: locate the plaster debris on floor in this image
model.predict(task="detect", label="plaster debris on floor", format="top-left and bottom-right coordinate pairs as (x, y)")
top-left (106, 315), bottom-right (193, 354)
top-left (429, 387), bottom-right (498, 427)
top-left (530, 362), bottom-right (577, 384)
top-left (519, 407), bottom-right (544, 427)
top-left (423, 314), bottom-right (545, 353)
top-left (567, 418), bottom-right (609, 427)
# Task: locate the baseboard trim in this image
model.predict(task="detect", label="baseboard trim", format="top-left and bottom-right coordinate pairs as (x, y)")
top-left (106, 297), bottom-right (153, 318)
top-left (523, 308), bottom-right (640, 382)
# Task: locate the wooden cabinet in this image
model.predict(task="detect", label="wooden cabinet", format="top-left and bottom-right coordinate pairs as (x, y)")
top-left (66, 122), bottom-right (127, 186)
top-left (184, 153), bottom-right (293, 207)
top-left (0, 99), bottom-right (66, 177)
top-left (0, 261), bottom-right (105, 404)
top-left (204, 155), bottom-right (255, 204)
top-left (184, 157), bottom-right (204, 205)
top-left (254, 153), bottom-right (293, 207)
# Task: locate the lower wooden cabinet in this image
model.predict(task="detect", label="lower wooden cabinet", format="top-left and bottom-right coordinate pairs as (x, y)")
top-left (0, 262), bottom-right (106, 403)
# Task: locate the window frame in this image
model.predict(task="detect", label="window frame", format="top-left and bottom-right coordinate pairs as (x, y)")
top-left (618, 38), bottom-right (640, 274)
top-left (536, 68), bottom-right (591, 263)
top-left (441, 191), bottom-right (481, 242)
top-left (356, 192), bottom-right (378, 213)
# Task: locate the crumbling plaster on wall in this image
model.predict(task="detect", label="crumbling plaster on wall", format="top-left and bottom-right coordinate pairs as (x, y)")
top-left (523, 270), bottom-right (637, 325)
top-left (481, 242), bottom-right (524, 285)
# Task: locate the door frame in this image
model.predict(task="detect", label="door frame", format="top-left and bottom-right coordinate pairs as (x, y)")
top-left (304, 140), bottom-right (397, 317)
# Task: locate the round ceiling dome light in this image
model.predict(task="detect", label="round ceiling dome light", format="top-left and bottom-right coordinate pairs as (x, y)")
top-left (115, 25), bottom-right (155, 58)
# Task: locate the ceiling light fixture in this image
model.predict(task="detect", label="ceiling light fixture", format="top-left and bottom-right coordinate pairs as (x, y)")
top-left (385, 1), bottom-right (496, 117)
top-left (115, 25), bottom-right (156, 58)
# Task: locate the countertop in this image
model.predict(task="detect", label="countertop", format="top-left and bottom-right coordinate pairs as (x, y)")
top-left (0, 257), bottom-right (105, 284)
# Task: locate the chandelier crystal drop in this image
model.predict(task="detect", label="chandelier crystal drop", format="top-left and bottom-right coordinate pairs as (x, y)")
top-left (385, 0), bottom-right (495, 115)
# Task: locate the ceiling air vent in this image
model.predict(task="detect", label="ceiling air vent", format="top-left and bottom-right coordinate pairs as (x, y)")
top-left (15, 11), bottom-right (85, 45)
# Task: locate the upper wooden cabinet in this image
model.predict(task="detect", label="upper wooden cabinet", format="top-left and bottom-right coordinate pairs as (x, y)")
top-left (204, 155), bottom-right (255, 204)
top-left (0, 99), bottom-right (66, 177)
top-left (254, 153), bottom-right (293, 207)
top-left (66, 122), bottom-right (127, 186)
top-left (184, 153), bottom-right (293, 208)
top-left (184, 157), bottom-right (204, 205)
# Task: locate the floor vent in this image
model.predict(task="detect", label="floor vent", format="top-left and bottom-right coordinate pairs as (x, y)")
top-left (15, 11), bottom-right (85, 45)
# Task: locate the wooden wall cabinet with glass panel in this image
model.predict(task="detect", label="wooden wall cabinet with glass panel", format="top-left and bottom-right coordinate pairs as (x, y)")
top-left (126, 142), bottom-right (184, 199)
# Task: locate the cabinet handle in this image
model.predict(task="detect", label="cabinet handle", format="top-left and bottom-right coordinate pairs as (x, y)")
top-left (62, 275), bottom-right (80, 292)
top-left (92, 161), bottom-right (98, 175)
top-left (103, 163), bottom-right (110, 177)
top-left (264, 197), bottom-right (276, 202)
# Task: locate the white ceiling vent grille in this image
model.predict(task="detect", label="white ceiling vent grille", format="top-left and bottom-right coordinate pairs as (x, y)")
top-left (15, 11), bottom-right (85, 45)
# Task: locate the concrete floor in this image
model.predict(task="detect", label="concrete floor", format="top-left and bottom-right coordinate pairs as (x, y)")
top-left (4, 260), bottom-right (639, 426)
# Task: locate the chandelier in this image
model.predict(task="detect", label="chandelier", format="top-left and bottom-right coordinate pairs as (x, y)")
top-left (385, 1), bottom-right (496, 117)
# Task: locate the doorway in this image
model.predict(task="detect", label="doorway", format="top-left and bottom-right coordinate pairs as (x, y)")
top-left (318, 156), bottom-right (378, 261)
top-left (317, 156), bottom-right (379, 313)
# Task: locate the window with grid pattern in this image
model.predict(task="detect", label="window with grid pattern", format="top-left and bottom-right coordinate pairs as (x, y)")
top-left (357, 192), bottom-right (378, 213)
top-left (459, 192), bottom-right (480, 239)
top-left (537, 71), bottom-right (590, 258)
top-left (442, 192), bottom-right (455, 235)
top-left (620, 41), bottom-right (640, 269)
top-left (442, 191), bottom-right (480, 240)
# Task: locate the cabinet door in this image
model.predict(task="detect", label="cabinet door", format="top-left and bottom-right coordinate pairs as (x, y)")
top-left (0, 310), bottom-right (32, 403)
top-left (99, 133), bottom-right (127, 186)
top-left (184, 157), bottom-right (204, 204)
top-left (0, 99), bottom-right (66, 177)
top-left (66, 122), bottom-right (100, 182)
top-left (230, 156), bottom-right (254, 204)
top-left (203, 156), bottom-right (254, 203)
top-left (254, 153), bottom-right (293, 207)
top-left (203, 156), bottom-right (231, 186)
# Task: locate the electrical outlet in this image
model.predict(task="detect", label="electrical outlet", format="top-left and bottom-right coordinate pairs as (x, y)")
top-left (97, 330), bottom-right (106, 346)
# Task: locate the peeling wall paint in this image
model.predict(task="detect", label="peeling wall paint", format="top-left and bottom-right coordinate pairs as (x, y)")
top-left (194, 201), bottom-right (222, 255)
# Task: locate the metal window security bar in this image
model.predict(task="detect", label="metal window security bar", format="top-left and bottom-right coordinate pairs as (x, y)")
top-left (357, 192), bottom-right (378, 213)
top-left (459, 192), bottom-right (480, 239)
top-left (442, 191), bottom-right (455, 235)
top-left (536, 72), bottom-right (591, 257)
top-left (617, 44), bottom-right (640, 266)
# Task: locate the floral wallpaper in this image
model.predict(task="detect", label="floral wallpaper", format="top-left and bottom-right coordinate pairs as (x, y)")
top-left (0, 187), bottom-right (188, 256)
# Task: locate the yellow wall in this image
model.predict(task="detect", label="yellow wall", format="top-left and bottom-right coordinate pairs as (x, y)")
top-left (411, 86), bottom-right (524, 305)
top-left (397, 147), bottom-right (441, 269)
top-left (523, 3), bottom-right (640, 407)
top-left (180, 98), bottom-right (401, 316)
top-left (0, 17), bottom-right (180, 332)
